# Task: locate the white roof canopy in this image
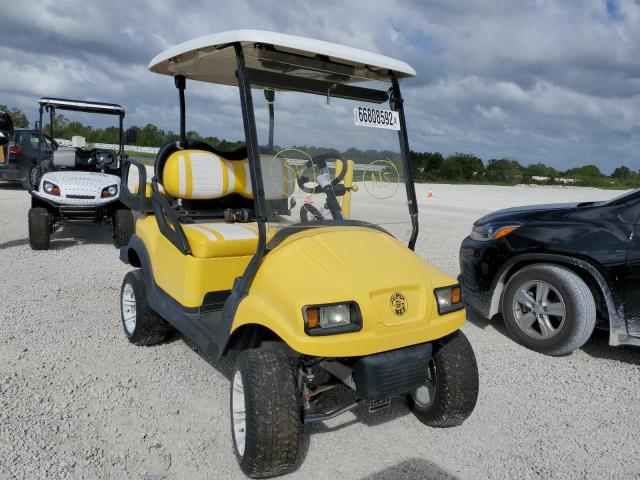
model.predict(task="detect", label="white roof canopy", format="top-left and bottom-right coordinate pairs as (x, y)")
top-left (39, 97), bottom-right (125, 115)
top-left (148, 30), bottom-right (416, 87)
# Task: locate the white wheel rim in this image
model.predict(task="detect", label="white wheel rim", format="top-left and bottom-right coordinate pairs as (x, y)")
top-left (122, 282), bottom-right (137, 334)
top-left (412, 359), bottom-right (437, 408)
top-left (232, 370), bottom-right (246, 457)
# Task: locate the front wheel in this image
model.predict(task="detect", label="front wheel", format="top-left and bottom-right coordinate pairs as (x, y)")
top-left (26, 164), bottom-right (40, 190)
top-left (501, 264), bottom-right (596, 356)
top-left (408, 330), bottom-right (479, 427)
top-left (231, 347), bottom-right (301, 478)
top-left (113, 208), bottom-right (134, 248)
top-left (28, 207), bottom-right (51, 250)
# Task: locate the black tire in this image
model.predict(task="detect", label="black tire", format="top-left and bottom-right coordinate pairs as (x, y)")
top-left (113, 208), bottom-right (134, 248)
top-left (120, 270), bottom-right (168, 346)
top-left (408, 330), bottom-right (479, 427)
top-left (24, 164), bottom-right (40, 191)
top-left (501, 264), bottom-right (596, 356)
top-left (231, 348), bottom-right (301, 478)
top-left (28, 207), bottom-right (50, 250)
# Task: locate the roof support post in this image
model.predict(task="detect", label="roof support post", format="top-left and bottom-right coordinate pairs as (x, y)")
top-left (391, 75), bottom-right (419, 250)
top-left (175, 75), bottom-right (187, 148)
top-left (231, 43), bottom-right (268, 289)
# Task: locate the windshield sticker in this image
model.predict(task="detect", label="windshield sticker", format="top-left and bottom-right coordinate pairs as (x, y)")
top-left (354, 107), bottom-right (400, 131)
top-left (362, 160), bottom-right (400, 199)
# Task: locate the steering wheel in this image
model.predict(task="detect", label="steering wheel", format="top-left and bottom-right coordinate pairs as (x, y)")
top-left (297, 153), bottom-right (348, 194)
top-left (300, 203), bottom-right (325, 223)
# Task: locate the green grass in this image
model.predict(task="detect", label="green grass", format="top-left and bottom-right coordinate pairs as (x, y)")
top-left (125, 151), bottom-right (156, 165)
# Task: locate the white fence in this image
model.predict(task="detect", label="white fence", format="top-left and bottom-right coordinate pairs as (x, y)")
top-left (53, 139), bottom-right (389, 172)
top-left (55, 139), bottom-right (159, 154)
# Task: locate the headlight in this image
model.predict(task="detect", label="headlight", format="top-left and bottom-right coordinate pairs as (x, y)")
top-left (303, 302), bottom-right (362, 336)
top-left (43, 181), bottom-right (60, 196)
top-left (434, 285), bottom-right (464, 315)
top-left (470, 222), bottom-right (521, 241)
top-left (101, 184), bottom-right (118, 198)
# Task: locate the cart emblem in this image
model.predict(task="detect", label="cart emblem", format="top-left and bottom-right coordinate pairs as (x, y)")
top-left (390, 292), bottom-right (407, 316)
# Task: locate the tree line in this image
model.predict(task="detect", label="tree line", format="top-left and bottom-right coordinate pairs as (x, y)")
top-left (3, 105), bottom-right (638, 188)
top-left (409, 152), bottom-right (640, 188)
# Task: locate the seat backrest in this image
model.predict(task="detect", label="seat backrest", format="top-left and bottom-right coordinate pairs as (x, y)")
top-left (52, 147), bottom-right (77, 168)
top-left (160, 148), bottom-right (295, 201)
top-left (71, 136), bottom-right (86, 148)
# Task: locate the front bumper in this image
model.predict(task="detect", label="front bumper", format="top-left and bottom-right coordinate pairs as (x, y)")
top-left (459, 235), bottom-right (510, 319)
top-left (59, 204), bottom-right (112, 224)
top-left (459, 281), bottom-right (492, 318)
top-left (31, 192), bottom-right (120, 224)
top-left (352, 342), bottom-right (433, 400)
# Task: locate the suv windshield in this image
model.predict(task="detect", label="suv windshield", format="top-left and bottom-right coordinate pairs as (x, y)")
top-left (251, 82), bottom-right (411, 244)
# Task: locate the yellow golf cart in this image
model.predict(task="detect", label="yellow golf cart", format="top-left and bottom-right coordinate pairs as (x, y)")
top-left (120, 30), bottom-right (478, 478)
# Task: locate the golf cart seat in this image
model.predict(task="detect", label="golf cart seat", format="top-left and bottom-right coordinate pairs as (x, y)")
top-left (182, 221), bottom-right (261, 258)
top-left (52, 147), bottom-right (96, 169)
top-left (154, 143), bottom-right (293, 259)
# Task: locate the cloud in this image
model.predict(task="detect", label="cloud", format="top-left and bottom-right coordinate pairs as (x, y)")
top-left (1, 0), bottom-right (639, 172)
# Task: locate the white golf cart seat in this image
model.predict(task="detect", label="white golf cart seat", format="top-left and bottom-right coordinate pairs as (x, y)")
top-left (52, 147), bottom-right (77, 168)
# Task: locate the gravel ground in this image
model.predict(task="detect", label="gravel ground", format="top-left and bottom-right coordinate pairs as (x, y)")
top-left (1, 181), bottom-right (639, 480)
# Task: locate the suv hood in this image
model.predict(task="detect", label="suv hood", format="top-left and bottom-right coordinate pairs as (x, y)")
top-left (475, 202), bottom-right (580, 225)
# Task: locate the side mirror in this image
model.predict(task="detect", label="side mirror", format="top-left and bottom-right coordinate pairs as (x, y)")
top-left (0, 131), bottom-right (8, 147)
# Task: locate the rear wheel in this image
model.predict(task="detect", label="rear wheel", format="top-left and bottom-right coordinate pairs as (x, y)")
top-left (113, 208), bottom-right (134, 248)
top-left (28, 207), bottom-right (50, 250)
top-left (231, 347), bottom-right (301, 478)
top-left (408, 330), bottom-right (479, 427)
top-left (501, 264), bottom-right (596, 355)
top-left (120, 270), bottom-right (168, 346)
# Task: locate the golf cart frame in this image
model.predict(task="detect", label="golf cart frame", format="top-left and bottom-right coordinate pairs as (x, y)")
top-left (34, 97), bottom-right (126, 187)
top-left (28, 98), bottom-right (133, 249)
top-left (121, 30), bottom-right (477, 478)
top-left (124, 43), bottom-right (420, 356)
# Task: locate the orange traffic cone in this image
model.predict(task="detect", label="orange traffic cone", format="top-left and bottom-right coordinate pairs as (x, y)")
top-left (304, 194), bottom-right (313, 204)
top-left (427, 187), bottom-right (433, 198)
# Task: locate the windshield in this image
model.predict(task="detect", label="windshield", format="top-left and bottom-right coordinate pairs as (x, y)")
top-left (250, 82), bottom-right (412, 244)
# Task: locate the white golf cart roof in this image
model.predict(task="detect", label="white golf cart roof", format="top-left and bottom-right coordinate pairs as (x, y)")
top-left (148, 29), bottom-right (416, 86)
top-left (39, 97), bottom-right (125, 116)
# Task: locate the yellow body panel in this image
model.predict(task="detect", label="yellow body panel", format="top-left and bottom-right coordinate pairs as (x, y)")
top-left (136, 215), bottom-right (252, 307)
top-left (137, 213), bottom-right (464, 355)
top-left (232, 227), bottom-right (464, 357)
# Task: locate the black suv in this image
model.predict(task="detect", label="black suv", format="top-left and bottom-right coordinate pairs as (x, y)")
top-left (0, 128), bottom-right (56, 187)
top-left (459, 190), bottom-right (640, 355)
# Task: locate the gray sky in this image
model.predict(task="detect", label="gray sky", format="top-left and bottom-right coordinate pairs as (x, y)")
top-left (1, 0), bottom-right (639, 173)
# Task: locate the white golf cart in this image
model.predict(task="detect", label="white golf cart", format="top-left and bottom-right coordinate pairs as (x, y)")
top-left (28, 98), bottom-right (134, 250)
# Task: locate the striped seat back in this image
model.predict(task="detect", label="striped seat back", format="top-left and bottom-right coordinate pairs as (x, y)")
top-left (161, 150), bottom-right (294, 200)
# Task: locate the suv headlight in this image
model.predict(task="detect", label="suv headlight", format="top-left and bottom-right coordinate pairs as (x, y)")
top-left (434, 285), bottom-right (464, 315)
top-left (470, 222), bottom-right (521, 241)
top-left (101, 184), bottom-right (118, 198)
top-left (43, 181), bottom-right (60, 196)
top-left (303, 302), bottom-right (362, 336)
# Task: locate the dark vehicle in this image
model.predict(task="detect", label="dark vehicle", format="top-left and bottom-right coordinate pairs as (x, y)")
top-left (459, 190), bottom-right (640, 355)
top-left (0, 128), bottom-right (56, 187)
top-left (0, 110), bottom-right (15, 176)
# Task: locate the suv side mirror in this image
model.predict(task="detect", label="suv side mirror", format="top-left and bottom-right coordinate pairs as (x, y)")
top-left (0, 132), bottom-right (8, 147)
